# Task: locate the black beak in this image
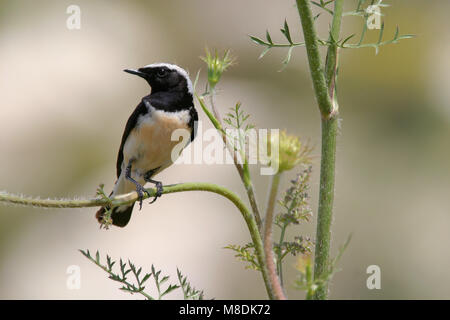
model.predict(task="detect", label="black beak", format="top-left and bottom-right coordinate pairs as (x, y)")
top-left (124, 68), bottom-right (147, 79)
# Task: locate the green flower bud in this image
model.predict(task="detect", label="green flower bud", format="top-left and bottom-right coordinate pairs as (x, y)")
top-left (201, 48), bottom-right (234, 89)
top-left (270, 130), bottom-right (312, 173)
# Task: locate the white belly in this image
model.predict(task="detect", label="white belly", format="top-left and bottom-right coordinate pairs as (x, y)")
top-left (122, 108), bottom-right (191, 184)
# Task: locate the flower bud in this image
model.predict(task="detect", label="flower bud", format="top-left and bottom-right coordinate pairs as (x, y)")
top-left (270, 130), bottom-right (312, 173)
top-left (201, 48), bottom-right (234, 89)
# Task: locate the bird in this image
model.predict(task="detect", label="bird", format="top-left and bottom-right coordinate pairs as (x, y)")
top-left (96, 63), bottom-right (198, 227)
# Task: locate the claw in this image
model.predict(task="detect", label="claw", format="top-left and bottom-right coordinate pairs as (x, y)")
top-left (149, 182), bottom-right (163, 204)
top-left (136, 185), bottom-right (151, 210)
top-left (125, 161), bottom-right (155, 211)
top-left (143, 172), bottom-right (163, 204)
top-left (136, 186), bottom-right (144, 210)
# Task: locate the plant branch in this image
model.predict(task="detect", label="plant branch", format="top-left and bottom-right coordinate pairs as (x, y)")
top-left (209, 88), bottom-right (223, 124)
top-left (263, 172), bottom-right (286, 300)
top-left (79, 250), bottom-right (154, 300)
top-left (276, 222), bottom-right (288, 285)
top-left (197, 94), bottom-right (263, 231)
top-left (0, 181), bottom-right (274, 300)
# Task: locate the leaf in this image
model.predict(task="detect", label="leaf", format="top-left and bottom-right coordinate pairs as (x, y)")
top-left (160, 275), bottom-right (169, 285)
top-left (377, 21), bottom-right (385, 45)
top-left (79, 249), bottom-right (88, 258)
top-left (249, 35), bottom-right (266, 46)
top-left (193, 69), bottom-right (201, 93)
top-left (81, 250), bottom-right (205, 300)
top-left (279, 46), bottom-right (294, 72)
top-left (140, 273), bottom-right (152, 285)
top-left (162, 284), bottom-right (181, 297)
top-left (280, 19), bottom-right (293, 44)
top-left (340, 34), bottom-right (356, 47)
top-left (311, 1), bottom-right (334, 15)
top-left (265, 30), bottom-right (273, 45)
top-left (258, 47), bottom-right (270, 60)
top-left (225, 243), bottom-right (260, 271)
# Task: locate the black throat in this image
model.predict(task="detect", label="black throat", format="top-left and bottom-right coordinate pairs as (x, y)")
top-left (147, 86), bottom-right (193, 112)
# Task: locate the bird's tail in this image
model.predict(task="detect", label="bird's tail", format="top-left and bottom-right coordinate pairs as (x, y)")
top-left (95, 203), bottom-right (135, 228)
top-left (95, 174), bottom-right (136, 227)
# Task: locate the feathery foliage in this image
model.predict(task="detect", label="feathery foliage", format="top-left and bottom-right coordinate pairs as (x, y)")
top-left (80, 250), bottom-right (205, 300)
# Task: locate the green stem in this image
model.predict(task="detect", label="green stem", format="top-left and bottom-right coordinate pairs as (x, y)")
top-left (0, 182), bottom-right (274, 300)
top-left (276, 222), bottom-right (288, 285)
top-left (314, 117), bottom-right (338, 299)
top-left (296, 0), bottom-right (335, 119)
top-left (305, 263), bottom-right (314, 300)
top-left (209, 88), bottom-right (223, 124)
top-left (296, 0), bottom-right (343, 299)
top-left (197, 94), bottom-right (263, 230)
top-left (325, 0), bottom-right (344, 104)
top-left (263, 172), bottom-right (286, 300)
top-left (196, 87), bottom-right (270, 298)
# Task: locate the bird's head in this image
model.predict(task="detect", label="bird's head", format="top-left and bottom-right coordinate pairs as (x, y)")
top-left (124, 63), bottom-right (193, 95)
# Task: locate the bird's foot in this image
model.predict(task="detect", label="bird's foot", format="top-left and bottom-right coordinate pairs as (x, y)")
top-left (136, 184), bottom-right (151, 210)
top-left (149, 181), bottom-right (163, 204)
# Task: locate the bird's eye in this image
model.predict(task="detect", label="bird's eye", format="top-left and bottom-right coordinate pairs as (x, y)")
top-left (157, 69), bottom-right (168, 77)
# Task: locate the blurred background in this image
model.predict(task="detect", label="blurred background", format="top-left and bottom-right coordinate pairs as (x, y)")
top-left (0, 0), bottom-right (449, 299)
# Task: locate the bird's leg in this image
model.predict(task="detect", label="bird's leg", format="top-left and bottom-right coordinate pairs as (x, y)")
top-left (144, 170), bottom-right (163, 204)
top-left (125, 161), bottom-right (151, 210)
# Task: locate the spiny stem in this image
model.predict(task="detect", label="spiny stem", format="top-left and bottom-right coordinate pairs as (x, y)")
top-left (263, 172), bottom-right (286, 300)
top-left (0, 182), bottom-right (274, 300)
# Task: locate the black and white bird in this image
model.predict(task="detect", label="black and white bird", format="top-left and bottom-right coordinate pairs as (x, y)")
top-left (96, 63), bottom-right (198, 227)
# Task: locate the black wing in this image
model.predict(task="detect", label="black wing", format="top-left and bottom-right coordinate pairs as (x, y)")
top-left (116, 100), bottom-right (149, 178)
top-left (189, 105), bottom-right (198, 143)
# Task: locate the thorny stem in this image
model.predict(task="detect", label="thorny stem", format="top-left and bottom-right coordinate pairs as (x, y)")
top-left (0, 182), bottom-right (274, 300)
top-left (296, 0), bottom-right (343, 299)
top-left (263, 172), bottom-right (286, 300)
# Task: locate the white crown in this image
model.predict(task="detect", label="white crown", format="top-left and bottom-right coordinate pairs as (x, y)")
top-left (143, 63), bottom-right (193, 94)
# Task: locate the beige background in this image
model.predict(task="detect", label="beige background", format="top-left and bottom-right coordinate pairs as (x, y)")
top-left (0, 0), bottom-right (449, 299)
